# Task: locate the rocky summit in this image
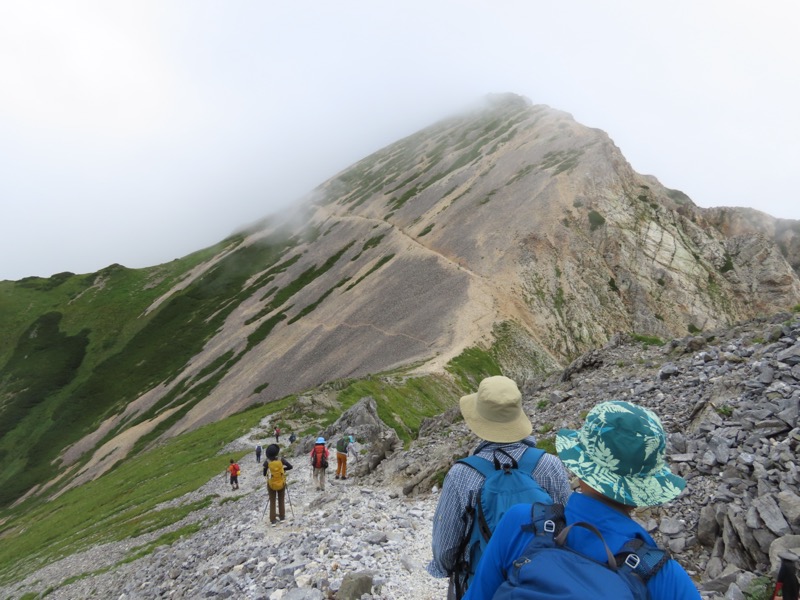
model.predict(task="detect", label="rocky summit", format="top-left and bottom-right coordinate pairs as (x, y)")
top-left (4, 310), bottom-right (799, 599)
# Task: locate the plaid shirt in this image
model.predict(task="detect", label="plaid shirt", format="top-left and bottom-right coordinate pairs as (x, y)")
top-left (427, 437), bottom-right (571, 578)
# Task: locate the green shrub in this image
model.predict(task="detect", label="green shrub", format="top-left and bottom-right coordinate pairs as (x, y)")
top-left (715, 404), bottom-right (733, 418)
top-left (588, 210), bottom-right (606, 231)
top-left (743, 576), bottom-right (772, 600)
top-left (632, 333), bottom-right (664, 347)
top-left (720, 253), bottom-right (734, 273)
top-left (688, 323), bottom-right (701, 334)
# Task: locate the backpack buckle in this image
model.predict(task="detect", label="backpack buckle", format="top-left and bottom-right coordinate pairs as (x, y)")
top-left (624, 553), bottom-right (641, 570)
top-left (543, 519), bottom-right (556, 534)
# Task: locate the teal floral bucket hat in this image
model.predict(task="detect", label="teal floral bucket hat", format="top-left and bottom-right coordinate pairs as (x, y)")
top-left (556, 401), bottom-right (686, 507)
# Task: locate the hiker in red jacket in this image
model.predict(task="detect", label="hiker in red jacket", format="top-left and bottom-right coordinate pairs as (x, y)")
top-left (310, 437), bottom-right (329, 491)
top-left (228, 458), bottom-right (240, 491)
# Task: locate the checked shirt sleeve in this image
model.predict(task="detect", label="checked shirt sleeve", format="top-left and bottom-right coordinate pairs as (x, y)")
top-left (426, 463), bottom-right (484, 578)
top-left (533, 452), bottom-right (572, 505)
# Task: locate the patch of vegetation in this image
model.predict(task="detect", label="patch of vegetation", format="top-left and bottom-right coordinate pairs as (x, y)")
top-left (588, 210), bottom-right (606, 231)
top-left (536, 437), bottom-right (556, 455)
top-left (247, 242), bottom-right (355, 325)
top-left (631, 333), bottom-right (665, 347)
top-left (387, 185), bottom-right (420, 212)
top-left (688, 323), bottom-right (702, 334)
top-left (479, 189), bottom-right (498, 205)
top-left (715, 404), bottom-right (734, 418)
top-left (333, 374), bottom-right (459, 444)
top-left (553, 287), bottom-right (566, 312)
top-left (121, 522), bottom-right (206, 564)
top-left (536, 400), bottom-right (548, 409)
top-left (794, 304), bottom-right (800, 313)
top-left (418, 223), bottom-right (435, 237)
top-left (506, 164), bottom-right (535, 186)
top-left (539, 148), bottom-right (584, 175)
top-left (445, 346), bottom-right (502, 392)
top-left (287, 277), bottom-right (351, 325)
top-left (608, 278), bottom-right (619, 293)
top-left (345, 254), bottom-right (395, 291)
top-left (720, 253), bottom-right (734, 273)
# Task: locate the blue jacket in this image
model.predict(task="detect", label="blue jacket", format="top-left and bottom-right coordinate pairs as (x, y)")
top-left (464, 492), bottom-right (700, 600)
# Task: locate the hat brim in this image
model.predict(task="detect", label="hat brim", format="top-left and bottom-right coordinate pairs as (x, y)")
top-left (460, 392), bottom-right (533, 443)
top-left (556, 429), bottom-right (685, 507)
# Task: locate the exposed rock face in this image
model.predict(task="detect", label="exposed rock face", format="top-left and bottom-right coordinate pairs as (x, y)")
top-left (164, 94), bottom-right (800, 436)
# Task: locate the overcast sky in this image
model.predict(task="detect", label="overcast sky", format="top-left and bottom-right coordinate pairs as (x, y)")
top-left (1, 1), bottom-right (798, 281)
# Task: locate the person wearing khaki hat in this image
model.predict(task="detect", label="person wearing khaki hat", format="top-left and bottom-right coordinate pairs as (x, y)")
top-left (463, 400), bottom-right (700, 600)
top-left (427, 376), bottom-right (571, 597)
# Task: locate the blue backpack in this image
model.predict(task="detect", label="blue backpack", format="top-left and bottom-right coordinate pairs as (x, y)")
top-left (492, 503), bottom-right (669, 600)
top-left (457, 447), bottom-right (552, 587)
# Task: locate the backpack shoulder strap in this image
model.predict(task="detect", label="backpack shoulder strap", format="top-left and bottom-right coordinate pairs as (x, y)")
top-left (457, 453), bottom-right (496, 478)
top-left (615, 538), bottom-right (670, 583)
top-left (521, 502), bottom-right (565, 536)
top-left (516, 447), bottom-right (545, 475)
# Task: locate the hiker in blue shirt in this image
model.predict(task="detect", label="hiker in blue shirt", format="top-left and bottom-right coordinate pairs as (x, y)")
top-left (464, 400), bottom-right (701, 600)
top-left (427, 376), bottom-right (571, 597)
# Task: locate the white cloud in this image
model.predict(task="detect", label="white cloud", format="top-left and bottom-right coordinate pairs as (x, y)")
top-left (0, 0), bottom-right (798, 280)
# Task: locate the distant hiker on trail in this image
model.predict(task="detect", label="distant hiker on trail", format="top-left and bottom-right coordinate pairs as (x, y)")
top-left (255, 444), bottom-right (262, 463)
top-left (463, 400), bottom-right (700, 599)
top-left (288, 432), bottom-right (297, 444)
top-left (274, 426), bottom-right (281, 442)
top-left (335, 435), bottom-right (355, 480)
top-left (427, 375), bottom-right (571, 599)
top-left (228, 458), bottom-right (240, 491)
top-left (263, 444), bottom-right (293, 525)
top-left (310, 437), bottom-right (329, 491)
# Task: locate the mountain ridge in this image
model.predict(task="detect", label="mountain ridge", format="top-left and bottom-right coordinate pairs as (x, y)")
top-left (1, 93), bottom-right (799, 510)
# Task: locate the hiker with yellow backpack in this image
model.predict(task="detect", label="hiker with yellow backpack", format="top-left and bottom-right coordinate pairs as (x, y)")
top-left (263, 444), bottom-right (293, 525)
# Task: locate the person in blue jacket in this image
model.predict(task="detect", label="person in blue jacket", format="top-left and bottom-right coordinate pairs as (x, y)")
top-left (464, 400), bottom-right (701, 600)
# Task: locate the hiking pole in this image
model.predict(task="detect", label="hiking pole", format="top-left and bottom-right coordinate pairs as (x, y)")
top-left (285, 482), bottom-right (295, 519)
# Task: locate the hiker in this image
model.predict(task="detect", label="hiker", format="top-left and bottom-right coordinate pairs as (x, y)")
top-left (427, 375), bottom-right (571, 598)
top-left (463, 400), bottom-right (701, 599)
top-left (289, 432), bottom-right (297, 444)
top-left (263, 444), bottom-right (293, 525)
top-left (274, 426), bottom-right (281, 442)
top-left (228, 458), bottom-right (240, 491)
top-left (335, 434), bottom-right (354, 480)
top-left (310, 437), bottom-right (329, 491)
top-left (255, 443), bottom-right (262, 463)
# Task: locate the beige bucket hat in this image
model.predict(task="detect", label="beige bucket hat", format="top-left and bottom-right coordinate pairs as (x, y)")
top-left (459, 376), bottom-right (532, 443)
